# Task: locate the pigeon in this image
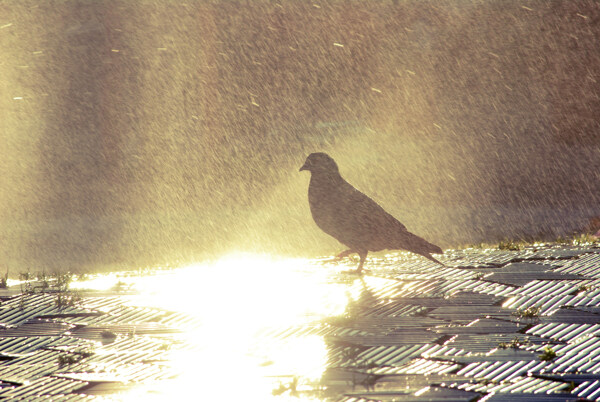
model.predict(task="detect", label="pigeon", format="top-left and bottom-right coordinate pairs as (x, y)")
top-left (300, 152), bottom-right (443, 273)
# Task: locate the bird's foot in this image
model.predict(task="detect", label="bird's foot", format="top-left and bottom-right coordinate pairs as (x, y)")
top-left (335, 249), bottom-right (355, 261)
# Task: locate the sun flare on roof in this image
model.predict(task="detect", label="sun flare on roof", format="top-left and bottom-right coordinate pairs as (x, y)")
top-left (76, 253), bottom-right (359, 399)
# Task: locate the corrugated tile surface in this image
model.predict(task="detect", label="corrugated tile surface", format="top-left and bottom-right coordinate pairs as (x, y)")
top-left (0, 244), bottom-right (597, 400)
top-left (452, 375), bottom-right (569, 394)
top-left (0, 322), bottom-right (74, 337)
top-left (259, 323), bottom-right (370, 340)
top-left (0, 294), bottom-right (97, 327)
top-left (481, 395), bottom-right (579, 402)
top-left (510, 279), bottom-right (600, 303)
top-left (434, 318), bottom-right (530, 335)
top-left (356, 303), bottom-right (427, 318)
top-left (0, 365), bottom-right (59, 384)
top-left (321, 246), bottom-right (600, 400)
top-left (524, 247), bottom-right (595, 261)
top-left (539, 308), bottom-right (600, 324)
top-left (329, 331), bottom-right (442, 346)
top-left (371, 358), bottom-right (461, 376)
top-left (503, 292), bottom-right (600, 315)
top-left (9, 395), bottom-right (98, 401)
top-left (446, 333), bottom-right (547, 353)
top-left (573, 379), bottom-right (600, 400)
top-left (0, 336), bottom-right (94, 356)
top-left (527, 336), bottom-right (600, 375)
top-left (554, 253), bottom-right (600, 277)
top-left (0, 377), bottom-right (88, 398)
top-left (442, 249), bottom-right (531, 267)
top-left (58, 362), bottom-right (172, 383)
top-left (456, 360), bottom-right (548, 381)
top-left (0, 281), bottom-right (201, 400)
top-left (526, 322), bottom-right (600, 342)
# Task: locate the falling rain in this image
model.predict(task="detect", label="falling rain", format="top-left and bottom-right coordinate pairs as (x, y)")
top-left (1, 1), bottom-right (600, 400)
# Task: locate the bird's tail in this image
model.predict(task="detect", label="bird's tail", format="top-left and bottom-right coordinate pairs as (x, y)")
top-left (401, 232), bottom-right (445, 266)
top-left (420, 251), bottom-right (444, 266)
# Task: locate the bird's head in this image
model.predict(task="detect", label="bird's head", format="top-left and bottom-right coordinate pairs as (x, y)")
top-left (299, 152), bottom-right (339, 174)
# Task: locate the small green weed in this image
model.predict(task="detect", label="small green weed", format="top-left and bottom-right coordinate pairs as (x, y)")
top-left (57, 353), bottom-right (84, 367)
top-left (498, 336), bottom-right (530, 349)
top-left (513, 306), bottom-right (541, 319)
top-left (572, 233), bottom-right (597, 246)
top-left (578, 284), bottom-right (591, 293)
top-left (0, 270), bottom-right (7, 289)
top-left (539, 346), bottom-right (557, 361)
top-left (498, 239), bottom-right (522, 251)
top-left (55, 291), bottom-right (82, 308)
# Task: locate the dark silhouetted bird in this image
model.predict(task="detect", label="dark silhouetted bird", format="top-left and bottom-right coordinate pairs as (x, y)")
top-left (300, 152), bottom-right (443, 273)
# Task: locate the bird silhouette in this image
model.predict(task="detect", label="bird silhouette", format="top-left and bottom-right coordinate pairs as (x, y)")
top-left (300, 152), bottom-right (443, 273)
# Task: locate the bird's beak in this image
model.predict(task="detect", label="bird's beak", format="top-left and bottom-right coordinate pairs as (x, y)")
top-left (299, 162), bottom-right (309, 172)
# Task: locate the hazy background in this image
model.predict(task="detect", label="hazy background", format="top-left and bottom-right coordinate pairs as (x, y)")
top-left (1, 0), bottom-right (599, 272)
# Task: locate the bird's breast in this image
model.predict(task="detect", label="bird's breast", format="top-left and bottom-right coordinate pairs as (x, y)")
top-left (307, 177), bottom-right (354, 242)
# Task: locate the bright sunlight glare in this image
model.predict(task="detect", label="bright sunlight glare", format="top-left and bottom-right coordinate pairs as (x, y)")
top-left (71, 253), bottom-right (360, 400)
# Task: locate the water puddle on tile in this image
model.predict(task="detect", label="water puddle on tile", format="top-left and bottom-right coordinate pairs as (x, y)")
top-left (70, 254), bottom-right (361, 400)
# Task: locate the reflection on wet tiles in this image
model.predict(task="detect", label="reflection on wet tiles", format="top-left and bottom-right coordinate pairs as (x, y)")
top-left (554, 253), bottom-right (600, 277)
top-left (573, 380), bottom-right (600, 400)
top-left (0, 245), bottom-right (597, 400)
top-left (527, 322), bottom-right (600, 342)
top-left (451, 375), bottom-right (569, 394)
top-left (0, 377), bottom-right (90, 399)
top-left (445, 333), bottom-right (547, 354)
top-left (434, 318), bottom-right (530, 335)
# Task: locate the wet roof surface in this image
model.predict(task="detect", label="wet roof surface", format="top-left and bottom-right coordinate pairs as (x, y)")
top-left (320, 242), bottom-right (600, 401)
top-left (0, 241), bottom-right (598, 401)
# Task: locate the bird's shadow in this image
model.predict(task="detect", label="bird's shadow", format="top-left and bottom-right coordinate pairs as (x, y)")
top-left (331, 276), bottom-right (378, 321)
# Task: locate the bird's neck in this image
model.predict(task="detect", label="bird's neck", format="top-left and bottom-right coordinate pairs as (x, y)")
top-left (310, 171), bottom-right (342, 185)
top-left (309, 171), bottom-right (344, 199)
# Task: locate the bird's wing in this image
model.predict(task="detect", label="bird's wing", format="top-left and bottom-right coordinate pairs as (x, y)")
top-left (344, 186), bottom-right (442, 255)
top-left (338, 181), bottom-right (409, 247)
top-left (307, 174), bottom-right (411, 251)
top-left (348, 187), bottom-right (406, 228)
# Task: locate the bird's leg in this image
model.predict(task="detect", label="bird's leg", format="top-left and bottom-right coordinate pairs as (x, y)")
top-left (335, 249), bottom-right (355, 261)
top-left (356, 251), bottom-right (368, 274)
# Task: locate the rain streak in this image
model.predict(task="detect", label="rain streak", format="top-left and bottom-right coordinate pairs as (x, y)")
top-left (0, 1), bottom-right (599, 401)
